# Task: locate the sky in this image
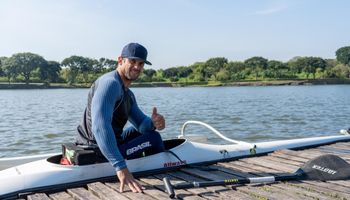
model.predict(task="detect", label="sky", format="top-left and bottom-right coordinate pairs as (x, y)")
top-left (0, 0), bottom-right (349, 69)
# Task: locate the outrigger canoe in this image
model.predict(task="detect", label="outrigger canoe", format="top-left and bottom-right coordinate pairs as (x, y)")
top-left (0, 121), bottom-right (349, 199)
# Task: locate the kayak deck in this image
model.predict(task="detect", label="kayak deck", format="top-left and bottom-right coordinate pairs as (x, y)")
top-left (21, 140), bottom-right (350, 200)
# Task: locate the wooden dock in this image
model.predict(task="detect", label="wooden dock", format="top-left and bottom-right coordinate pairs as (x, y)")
top-left (22, 141), bottom-right (350, 200)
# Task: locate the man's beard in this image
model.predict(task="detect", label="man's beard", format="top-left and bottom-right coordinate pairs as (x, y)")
top-left (125, 70), bottom-right (140, 81)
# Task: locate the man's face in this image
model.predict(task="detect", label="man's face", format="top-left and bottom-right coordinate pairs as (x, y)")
top-left (121, 58), bottom-right (145, 81)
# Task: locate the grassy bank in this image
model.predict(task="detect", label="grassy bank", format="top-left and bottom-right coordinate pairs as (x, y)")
top-left (1, 79), bottom-right (350, 89)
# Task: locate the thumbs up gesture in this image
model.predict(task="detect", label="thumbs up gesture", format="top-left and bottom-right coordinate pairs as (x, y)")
top-left (151, 107), bottom-right (165, 130)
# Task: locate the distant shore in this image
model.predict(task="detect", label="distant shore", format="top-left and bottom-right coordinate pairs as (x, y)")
top-left (1, 79), bottom-right (350, 89)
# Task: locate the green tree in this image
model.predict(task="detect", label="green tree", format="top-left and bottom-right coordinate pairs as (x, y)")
top-left (203, 57), bottom-right (228, 80)
top-left (244, 56), bottom-right (268, 80)
top-left (303, 57), bottom-right (326, 79)
top-left (177, 66), bottom-right (192, 78)
top-left (225, 61), bottom-right (246, 80)
top-left (61, 56), bottom-right (93, 84)
top-left (38, 61), bottom-right (61, 85)
top-left (267, 60), bottom-right (287, 78)
top-left (163, 67), bottom-right (179, 79)
top-left (189, 62), bottom-right (205, 81)
top-left (152, 69), bottom-right (166, 82)
top-left (80, 57), bottom-right (94, 83)
top-left (323, 59), bottom-right (338, 78)
top-left (332, 64), bottom-right (350, 78)
top-left (336, 46), bottom-right (350, 65)
top-left (216, 68), bottom-right (230, 81)
top-left (0, 57), bottom-right (6, 77)
top-left (10, 53), bottom-right (47, 84)
top-left (61, 56), bottom-right (80, 84)
top-left (1, 57), bottom-right (19, 83)
top-left (139, 69), bottom-right (156, 82)
top-left (144, 69), bottom-right (156, 77)
top-left (89, 58), bottom-right (101, 73)
top-left (287, 56), bottom-right (303, 77)
top-left (99, 58), bottom-right (117, 72)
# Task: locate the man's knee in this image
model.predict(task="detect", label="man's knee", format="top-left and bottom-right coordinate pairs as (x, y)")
top-left (144, 130), bottom-right (163, 143)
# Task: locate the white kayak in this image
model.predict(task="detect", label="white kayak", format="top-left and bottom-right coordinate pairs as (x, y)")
top-left (0, 121), bottom-right (349, 199)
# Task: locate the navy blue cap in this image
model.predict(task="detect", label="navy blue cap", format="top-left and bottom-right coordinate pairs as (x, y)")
top-left (121, 43), bottom-right (152, 65)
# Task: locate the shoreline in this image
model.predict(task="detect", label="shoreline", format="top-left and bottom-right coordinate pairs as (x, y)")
top-left (0, 79), bottom-right (350, 89)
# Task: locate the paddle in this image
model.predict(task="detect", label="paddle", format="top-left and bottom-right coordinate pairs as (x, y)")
top-left (163, 154), bottom-right (350, 198)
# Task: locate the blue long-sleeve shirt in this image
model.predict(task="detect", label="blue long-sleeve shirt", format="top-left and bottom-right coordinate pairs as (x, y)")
top-left (76, 71), bottom-right (154, 171)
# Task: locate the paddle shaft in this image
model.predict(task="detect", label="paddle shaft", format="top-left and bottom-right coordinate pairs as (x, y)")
top-left (164, 174), bottom-right (298, 198)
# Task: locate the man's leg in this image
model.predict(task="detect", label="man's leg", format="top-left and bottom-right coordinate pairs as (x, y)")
top-left (119, 127), bottom-right (165, 159)
top-left (120, 127), bottom-right (142, 143)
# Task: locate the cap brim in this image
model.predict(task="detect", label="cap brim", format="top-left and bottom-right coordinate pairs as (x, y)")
top-left (127, 56), bottom-right (152, 65)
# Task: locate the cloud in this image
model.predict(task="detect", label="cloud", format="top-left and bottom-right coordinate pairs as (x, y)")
top-left (253, 6), bottom-right (288, 16)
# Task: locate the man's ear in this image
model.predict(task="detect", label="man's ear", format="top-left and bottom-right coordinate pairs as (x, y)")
top-left (117, 56), bottom-right (123, 65)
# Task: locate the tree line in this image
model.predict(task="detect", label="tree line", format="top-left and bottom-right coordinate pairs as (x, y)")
top-left (0, 46), bottom-right (350, 86)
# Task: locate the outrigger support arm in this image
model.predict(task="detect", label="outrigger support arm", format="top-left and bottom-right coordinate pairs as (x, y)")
top-left (178, 120), bottom-right (254, 148)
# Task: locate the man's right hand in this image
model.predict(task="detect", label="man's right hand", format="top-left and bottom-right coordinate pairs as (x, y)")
top-left (117, 168), bottom-right (143, 193)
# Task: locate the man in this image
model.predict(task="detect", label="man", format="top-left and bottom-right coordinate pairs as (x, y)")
top-left (76, 43), bottom-right (165, 193)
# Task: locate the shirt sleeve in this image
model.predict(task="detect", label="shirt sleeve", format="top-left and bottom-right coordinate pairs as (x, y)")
top-left (91, 79), bottom-right (127, 171)
top-left (128, 91), bottom-right (155, 133)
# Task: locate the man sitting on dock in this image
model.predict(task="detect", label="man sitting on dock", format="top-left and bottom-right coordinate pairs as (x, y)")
top-left (75, 43), bottom-right (166, 193)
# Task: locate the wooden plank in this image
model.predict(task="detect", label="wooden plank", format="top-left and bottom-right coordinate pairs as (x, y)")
top-left (236, 184), bottom-right (298, 200)
top-left (272, 183), bottom-right (331, 200)
top-left (249, 185), bottom-right (309, 200)
top-left (303, 180), bottom-right (350, 194)
top-left (240, 157), bottom-right (297, 173)
top-left (168, 170), bottom-right (254, 200)
top-left (167, 171), bottom-right (224, 199)
top-left (320, 144), bottom-right (350, 152)
top-left (67, 187), bottom-right (101, 200)
top-left (137, 177), bottom-right (172, 200)
top-left (140, 175), bottom-right (205, 200)
top-left (87, 182), bottom-right (129, 200)
top-left (262, 155), bottom-right (304, 167)
top-left (218, 162), bottom-right (270, 177)
top-left (292, 149), bottom-right (325, 157)
top-left (181, 165), bottom-right (294, 200)
top-left (104, 182), bottom-right (156, 200)
top-left (208, 188), bottom-right (255, 200)
top-left (328, 180), bottom-right (350, 187)
top-left (273, 149), bottom-right (320, 160)
top-left (218, 161), bottom-right (318, 200)
top-left (49, 192), bottom-right (74, 200)
top-left (288, 181), bottom-right (350, 199)
top-left (228, 160), bottom-right (285, 175)
top-left (268, 151), bottom-right (308, 163)
top-left (27, 193), bottom-right (50, 200)
top-left (169, 170), bottom-right (228, 191)
top-left (316, 146), bottom-right (350, 155)
top-left (298, 148), bottom-right (350, 162)
top-left (331, 142), bottom-right (350, 149)
top-left (211, 165), bottom-right (254, 178)
top-left (153, 173), bottom-right (207, 200)
top-left (181, 167), bottom-right (239, 180)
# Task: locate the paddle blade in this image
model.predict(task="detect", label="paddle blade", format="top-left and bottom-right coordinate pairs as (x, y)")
top-left (296, 154), bottom-right (350, 181)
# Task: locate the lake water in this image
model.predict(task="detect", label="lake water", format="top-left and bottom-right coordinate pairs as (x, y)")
top-left (0, 85), bottom-right (349, 157)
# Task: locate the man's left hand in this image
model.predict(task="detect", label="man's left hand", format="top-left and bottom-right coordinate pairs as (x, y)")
top-left (151, 107), bottom-right (165, 130)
